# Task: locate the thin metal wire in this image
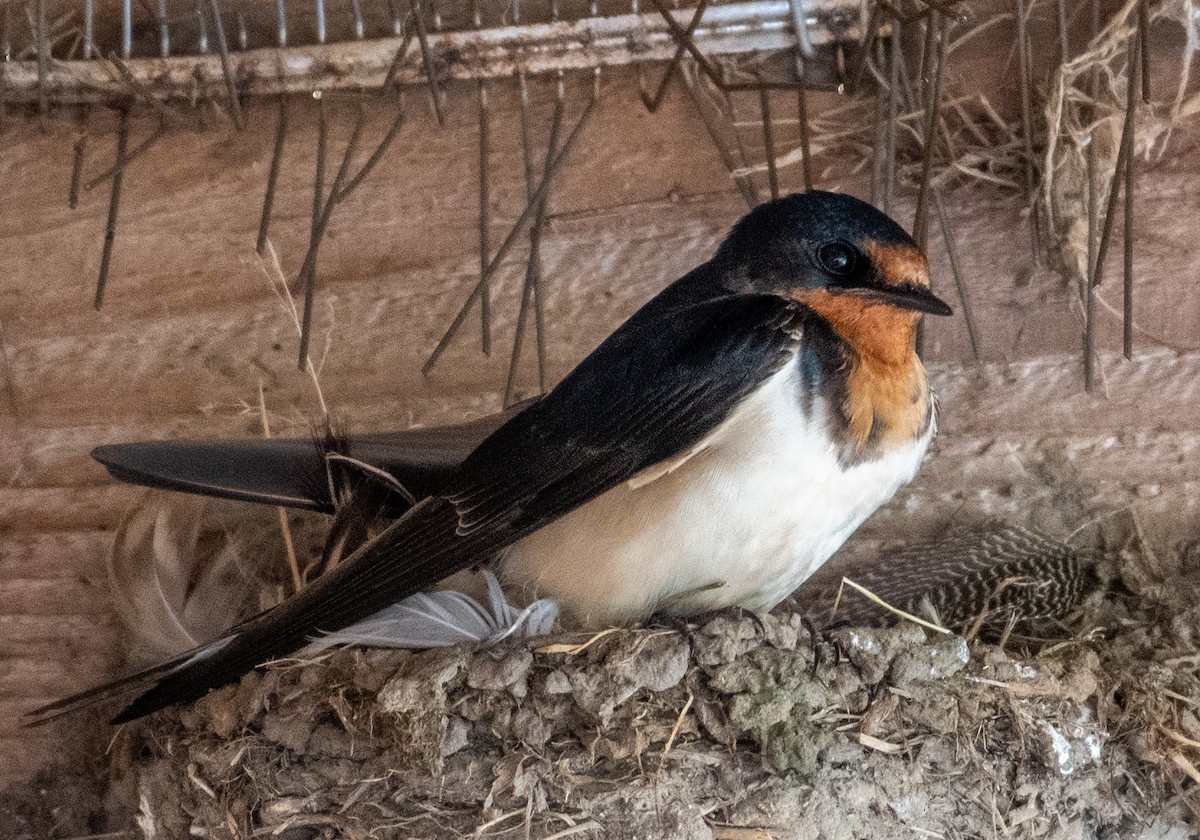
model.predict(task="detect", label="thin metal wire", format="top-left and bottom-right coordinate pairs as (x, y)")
top-left (507, 74), bottom-right (565, 404)
top-left (883, 15), bottom-right (898, 213)
top-left (337, 100), bottom-right (406, 195)
top-left (1137, 0), bottom-right (1150, 103)
top-left (638, 0), bottom-right (710, 112)
top-left (407, 0), bottom-right (445, 125)
top-left (1086, 34), bottom-right (1139, 390)
top-left (276, 0), bottom-right (288, 46)
top-left (312, 93), bottom-right (328, 251)
top-left (237, 9), bottom-right (248, 49)
top-left (292, 97), bottom-right (405, 366)
top-left (316, 0), bottom-right (328, 43)
top-left (478, 79), bottom-right (492, 355)
top-left (1055, 0), bottom-right (1068, 66)
top-left (36, 0), bottom-right (47, 130)
top-left (681, 66), bottom-right (757, 208)
top-left (257, 97), bottom-right (289, 254)
top-left (759, 88), bottom-right (779, 200)
top-left (196, 0), bottom-right (209, 52)
top-left (69, 133), bottom-right (86, 209)
top-left (912, 10), bottom-right (944, 249)
top-left (122, 0), bottom-right (132, 59)
top-left (382, 25), bottom-right (416, 89)
top-left (1015, 0), bottom-right (1039, 263)
top-left (300, 102), bottom-right (367, 366)
top-left (933, 189), bottom-right (980, 361)
top-left (108, 55), bottom-right (183, 123)
top-left (1124, 111), bottom-right (1135, 360)
top-left (83, 0), bottom-right (94, 59)
top-left (797, 82), bottom-right (813, 191)
top-left (84, 120), bottom-right (165, 190)
top-left (847, 0), bottom-right (879, 94)
top-left (353, 0), bottom-right (366, 39)
top-left (1084, 0), bottom-right (1100, 387)
top-left (870, 38), bottom-right (885, 204)
top-left (158, 0), bottom-right (170, 57)
top-left (209, 0), bottom-right (245, 130)
top-left (424, 93), bottom-right (598, 376)
top-left (95, 106), bottom-right (130, 309)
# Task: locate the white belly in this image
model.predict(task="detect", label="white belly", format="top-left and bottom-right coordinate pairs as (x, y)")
top-left (499, 358), bottom-right (934, 628)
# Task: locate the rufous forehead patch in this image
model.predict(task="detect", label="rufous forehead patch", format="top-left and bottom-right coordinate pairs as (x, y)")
top-left (862, 241), bottom-right (930, 289)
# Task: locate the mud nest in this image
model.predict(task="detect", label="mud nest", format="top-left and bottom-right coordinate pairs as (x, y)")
top-left (101, 528), bottom-right (1199, 840)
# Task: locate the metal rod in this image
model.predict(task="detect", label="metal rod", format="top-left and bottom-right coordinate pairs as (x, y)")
top-left (639, 0), bottom-right (710, 112)
top-left (338, 100), bottom-right (406, 196)
top-left (647, 0), bottom-right (724, 87)
top-left (257, 97), bottom-right (289, 254)
top-left (83, 0), bottom-right (94, 60)
top-left (316, 0), bottom-right (327, 43)
top-left (424, 94), bottom-right (597, 376)
top-left (84, 122), bottom-right (165, 190)
top-left (933, 190), bottom-right (980, 361)
top-left (108, 54), bottom-right (182, 123)
top-left (1083, 0), bottom-right (1100, 389)
top-left (353, 0), bottom-right (366, 39)
top-left (1015, 0), bottom-right (1039, 262)
top-left (1090, 36), bottom-right (1139, 292)
top-left (1138, 0), bottom-right (1150, 103)
top-left (847, 0), bottom-right (878, 94)
top-left (382, 26), bottom-right (416, 89)
top-left (299, 102), bottom-right (368, 367)
top-left (759, 87), bottom-right (779, 200)
top-left (312, 93), bottom-right (327, 250)
top-left (478, 80), bottom-right (492, 355)
top-left (122, 0), bottom-right (132, 59)
top-left (209, 0), bottom-right (245, 130)
top-left (1086, 34), bottom-right (1139, 389)
top-left (196, 0), bottom-right (209, 52)
top-left (507, 75), bottom-right (565, 405)
top-left (292, 99), bottom-right (406, 367)
top-left (1055, 0), bottom-right (1068, 66)
top-left (912, 11), bottom-right (943, 250)
top-left (387, 0), bottom-right (402, 35)
top-left (883, 15), bottom-right (898, 212)
top-left (276, 0), bottom-right (288, 46)
top-left (36, 0), bottom-right (47, 130)
top-left (69, 134), bottom-right (86, 209)
top-left (159, 0), bottom-right (171, 57)
top-left (1123, 111), bottom-right (1135, 360)
top-left (682, 66), bottom-right (757, 208)
top-left (95, 106), bottom-right (130, 309)
top-left (407, 0), bottom-right (445, 124)
top-left (797, 82), bottom-right (813, 191)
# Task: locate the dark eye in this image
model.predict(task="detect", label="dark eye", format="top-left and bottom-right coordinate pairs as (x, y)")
top-left (815, 241), bottom-right (860, 277)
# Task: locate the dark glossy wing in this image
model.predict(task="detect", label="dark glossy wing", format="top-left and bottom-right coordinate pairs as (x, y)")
top-left (31, 288), bottom-right (804, 724)
top-left (91, 404), bottom-right (530, 513)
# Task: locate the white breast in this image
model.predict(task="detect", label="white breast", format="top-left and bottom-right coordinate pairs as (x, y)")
top-left (499, 357), bottom-right (934, 628)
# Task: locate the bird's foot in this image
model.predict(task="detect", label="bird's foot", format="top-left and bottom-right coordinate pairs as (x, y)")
top-left (649, 605), bottom-right (767, 639)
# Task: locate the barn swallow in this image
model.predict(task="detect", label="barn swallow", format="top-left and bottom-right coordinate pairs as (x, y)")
top-left (29, 191), bottom-right (951, 724)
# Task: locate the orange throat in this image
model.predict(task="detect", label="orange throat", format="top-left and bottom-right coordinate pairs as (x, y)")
top-left (794, 288), bottom-right (932, 458)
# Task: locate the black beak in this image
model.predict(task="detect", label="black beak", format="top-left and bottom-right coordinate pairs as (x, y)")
top-left (849, 284), bottom-right (954, 316)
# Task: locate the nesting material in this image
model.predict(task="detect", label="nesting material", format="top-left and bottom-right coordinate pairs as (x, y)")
top-left (117, 524), bottom-right (1199, 840)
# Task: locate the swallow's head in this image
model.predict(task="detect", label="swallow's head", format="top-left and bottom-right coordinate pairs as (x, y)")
top-left (715, 191), bottom-right (953, 317)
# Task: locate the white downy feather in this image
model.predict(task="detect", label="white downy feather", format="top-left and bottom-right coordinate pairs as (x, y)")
top-left (300, 571), bottom-right (558, 653)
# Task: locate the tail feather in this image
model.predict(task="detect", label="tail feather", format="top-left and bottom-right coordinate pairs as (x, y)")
top-left (23, 636), bottom-right (234, 727)
top-left (99, 496), bottom-right (500, 722)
